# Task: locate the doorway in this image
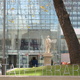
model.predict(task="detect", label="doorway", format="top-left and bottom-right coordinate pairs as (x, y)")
top-left (8, 55), bottom-right (17, 68)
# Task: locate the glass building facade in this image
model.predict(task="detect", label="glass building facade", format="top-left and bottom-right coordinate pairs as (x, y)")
top-left (0, 0), bottom-right (80, 68)
top-left (63, 0), bottom-right (80, 28)
top-left (0, 0), bottom-right (61, 68)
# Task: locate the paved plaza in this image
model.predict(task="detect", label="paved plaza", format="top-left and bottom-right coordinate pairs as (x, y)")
top-left (0, 76), bottom-right (80, 80)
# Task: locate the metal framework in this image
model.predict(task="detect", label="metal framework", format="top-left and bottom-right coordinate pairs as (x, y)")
top-left (0, 0), bottom-right (62, 73)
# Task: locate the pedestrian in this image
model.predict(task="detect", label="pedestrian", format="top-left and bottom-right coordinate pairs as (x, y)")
top-left (31, 57), bottom-right (38, 67)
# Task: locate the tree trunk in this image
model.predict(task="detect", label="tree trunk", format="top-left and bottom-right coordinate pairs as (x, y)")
top-left (53, 0), bottom-right (80, 64)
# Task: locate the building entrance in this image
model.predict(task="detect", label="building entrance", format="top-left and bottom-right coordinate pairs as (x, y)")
top-left (8, 55), bottom-right (17, 68)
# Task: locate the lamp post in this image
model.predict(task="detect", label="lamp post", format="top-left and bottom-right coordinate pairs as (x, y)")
top-left (2, 0), bottom-right (6, 75)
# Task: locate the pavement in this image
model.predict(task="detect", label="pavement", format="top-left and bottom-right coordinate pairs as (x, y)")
top-left (0, 76), bottom-right (80, 80)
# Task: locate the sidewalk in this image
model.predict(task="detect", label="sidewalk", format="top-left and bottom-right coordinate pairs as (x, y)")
top-left (0, 76), bottom-right (80, 80)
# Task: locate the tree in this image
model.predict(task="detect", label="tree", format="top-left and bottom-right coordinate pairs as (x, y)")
top-left (53, 0), bottom-right (80, 64)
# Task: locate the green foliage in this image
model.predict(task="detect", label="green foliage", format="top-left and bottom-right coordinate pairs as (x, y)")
top-left (6, 65), bottom-right (80, 76)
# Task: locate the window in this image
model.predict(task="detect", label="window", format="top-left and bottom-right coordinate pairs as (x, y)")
top-left (20, 39), bottom-right (29, 50)
top-left (20, 39), bottom-right (42, 50)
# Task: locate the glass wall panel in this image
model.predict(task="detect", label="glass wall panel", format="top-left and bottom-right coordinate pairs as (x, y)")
top-left (0, 0), bottom-right (61, 68)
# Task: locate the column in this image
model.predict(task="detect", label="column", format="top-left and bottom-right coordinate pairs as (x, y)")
top-left (11, 34), bottom-right (15, 50)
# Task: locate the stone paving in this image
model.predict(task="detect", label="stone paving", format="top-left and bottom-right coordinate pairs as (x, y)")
top-left (0, 76), bottom-right (80, 80)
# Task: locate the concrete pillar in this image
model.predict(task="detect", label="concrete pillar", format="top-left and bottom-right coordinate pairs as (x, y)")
top-left (11, 34), bottom-right (15, 50)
